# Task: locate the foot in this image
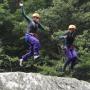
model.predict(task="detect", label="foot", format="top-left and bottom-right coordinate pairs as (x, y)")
top-left (34, 55), bottom-right (40, 60)
top-left (19, 59), bottom-right (23, 66)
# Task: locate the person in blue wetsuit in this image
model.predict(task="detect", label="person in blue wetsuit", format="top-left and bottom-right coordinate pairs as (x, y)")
top-left (60, 25), bottom-right (78, 71)
top-left (19, 3), bottom-right (45, 66)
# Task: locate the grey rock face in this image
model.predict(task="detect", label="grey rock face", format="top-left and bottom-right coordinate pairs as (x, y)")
top-left (0, 72), bottom-right (90, 90)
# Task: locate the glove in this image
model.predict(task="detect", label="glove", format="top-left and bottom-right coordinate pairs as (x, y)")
top-left (64, 46), bottom-right (67, 49)
top-left (61, 45), bottom-right (67, 50)
top-left (19, 2), bottom-right (23, 7)
top-left (60, 36), bottom-right (67, 39)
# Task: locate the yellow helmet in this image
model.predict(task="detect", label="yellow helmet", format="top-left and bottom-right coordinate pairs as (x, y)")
top-left (32, 13), bottom-right (40, 18)
top-left (68, 25), bottom-right (76, 30)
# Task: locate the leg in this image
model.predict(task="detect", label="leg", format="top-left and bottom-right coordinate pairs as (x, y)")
top-left (63, 48), bottom-right (73, 71)
top-left (20, 34), bottom-right (41, 66)
top-left (20, 34), bottom-right (33, 66)
top-left (19, 44), bottom-right (33, 66)
top-left (65, 48), bottom-right (73, 59)
top-left (21, 34), bottom-right (34, 61)
top-left (22, 44), bottom-right (33, 61)
top-left (70, 48), bottom-right (77, 70)
top-left (63, 59), bottom-right (71, 71)
top-left (22, 40), bottom-right (40, 60)
top-left (29, 35), bottom-right (41, 59)
top-left (33, 41), bottom-right (40, 55)
top-left (25, 33), bottom-right (41, 58)
top-left (70, 57), bottom-right (77, 70)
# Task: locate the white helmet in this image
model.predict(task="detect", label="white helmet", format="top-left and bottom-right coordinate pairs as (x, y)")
top-left (32, 13), bottom-right (40, 18)
top-left (68, 25), bottom-right (76, 30)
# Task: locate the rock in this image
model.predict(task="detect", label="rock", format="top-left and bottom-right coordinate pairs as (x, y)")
top-left (0, 72), bottom-right (90, 90)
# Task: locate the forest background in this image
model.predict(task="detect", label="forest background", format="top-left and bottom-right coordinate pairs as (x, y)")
top-left (0, 0), bottom-right (90, 82)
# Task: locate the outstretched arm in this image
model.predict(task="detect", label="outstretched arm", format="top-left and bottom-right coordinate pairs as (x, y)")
top-left (19, 3), bottom-right (31, 23)
top-left (59, 31), bottom-right (68, 39)
top-left (59, 31), bottom-right (69, 47)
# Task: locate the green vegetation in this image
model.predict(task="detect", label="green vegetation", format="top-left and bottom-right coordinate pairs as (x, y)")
top-left (0, 0), bottom-right (90, 82)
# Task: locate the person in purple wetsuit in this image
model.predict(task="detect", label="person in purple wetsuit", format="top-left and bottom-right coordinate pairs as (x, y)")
top-left (60, 25), bottom-right (78, 71)
top-left (19, 3), bottom-right (45, 66)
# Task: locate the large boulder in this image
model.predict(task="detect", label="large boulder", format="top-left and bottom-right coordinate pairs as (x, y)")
top-left (0, 72), bottom-right (90, 90)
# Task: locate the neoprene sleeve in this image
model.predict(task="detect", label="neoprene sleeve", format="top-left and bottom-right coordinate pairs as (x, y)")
top-left (21, 6), bottom-right (31, 23)
top-left (20, 5), bottom-right (45, 30)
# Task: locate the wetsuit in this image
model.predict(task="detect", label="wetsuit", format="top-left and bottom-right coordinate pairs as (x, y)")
top-left (60, 30), bottom-right (78, 71)
top-left (21, 6), bottom-right (44, 61)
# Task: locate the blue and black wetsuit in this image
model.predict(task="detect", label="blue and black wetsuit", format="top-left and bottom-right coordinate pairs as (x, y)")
top-left (60, 30), bottom-right (78, 71)
top-left (20, 6), bottom-right (44, 61)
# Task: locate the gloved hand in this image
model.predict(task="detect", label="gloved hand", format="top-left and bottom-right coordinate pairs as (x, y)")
top-left (61, 45), bottom-right (67, 50)
top-left (64, 46), bottom-right (67, 49)
top-left (19, 2), bottom-right (23, 7)
top-left (59, 36), bottom-right (67, 39)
